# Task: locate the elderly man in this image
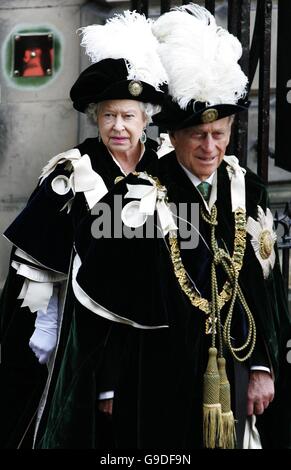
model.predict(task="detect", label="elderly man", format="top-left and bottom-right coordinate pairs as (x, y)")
top-left (152, 112), bottom-right (277, 448)
top-left (149, 4), bottom-right (290, 448)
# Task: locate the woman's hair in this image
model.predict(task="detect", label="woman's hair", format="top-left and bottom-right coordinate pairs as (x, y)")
top-left (86, 101), bottom-right (161, 126)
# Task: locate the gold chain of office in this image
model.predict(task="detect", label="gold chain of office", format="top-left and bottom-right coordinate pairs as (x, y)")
top-left (169, 205), bottom-right (247, 315)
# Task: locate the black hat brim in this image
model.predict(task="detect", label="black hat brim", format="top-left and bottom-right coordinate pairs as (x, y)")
top-left (152, 97), bottom-right (249, 130)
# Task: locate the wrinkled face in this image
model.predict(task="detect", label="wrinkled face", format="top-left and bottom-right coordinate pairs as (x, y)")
top-left (97, 100), bottom-right (147, 156)
top-left (169, 117), bottom-right (232, 180)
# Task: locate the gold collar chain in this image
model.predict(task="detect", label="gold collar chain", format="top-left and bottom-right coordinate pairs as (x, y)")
top-left (169, 204), bottom-right (247, 315)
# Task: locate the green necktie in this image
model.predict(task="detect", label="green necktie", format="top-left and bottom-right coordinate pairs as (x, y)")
top-left (197, 181), bottom-right (212, 203)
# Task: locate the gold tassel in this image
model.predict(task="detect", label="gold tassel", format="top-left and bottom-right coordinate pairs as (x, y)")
top-left (217, 357), bottom-right (236, 449)
top-left (203, 347), bottom-right (223, 448)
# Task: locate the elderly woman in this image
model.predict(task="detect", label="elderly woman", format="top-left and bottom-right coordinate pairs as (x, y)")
top-left (86, 99), bottom-right (156, 173)
top-left (0, 11), bottom-right (166, 448)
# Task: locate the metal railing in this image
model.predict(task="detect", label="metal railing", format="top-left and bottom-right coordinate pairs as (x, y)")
top-left (275, 203), bottom-right (291, 296)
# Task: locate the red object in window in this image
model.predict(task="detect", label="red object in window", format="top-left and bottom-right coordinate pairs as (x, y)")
top-left (50, 47), bottom-right (54, 65)
top-left (23, 48), bottom-right (44, 77)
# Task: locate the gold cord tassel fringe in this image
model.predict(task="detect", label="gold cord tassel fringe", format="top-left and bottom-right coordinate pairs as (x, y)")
top-left (217, 357), bottom-right (236, 449)
top-left (203, 347), bottom-right (223, 448)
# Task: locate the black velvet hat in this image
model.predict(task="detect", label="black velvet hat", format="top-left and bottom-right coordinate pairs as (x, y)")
top-left (151, 4), bottom-right (249, 130)
top-left (70, 58), bottom-right (165, 112)
top-left (70, 11), bottom-right (167, 113)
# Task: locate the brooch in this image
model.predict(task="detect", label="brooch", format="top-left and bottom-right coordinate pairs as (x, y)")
top-left (246, 205), bottom-right (277, 278)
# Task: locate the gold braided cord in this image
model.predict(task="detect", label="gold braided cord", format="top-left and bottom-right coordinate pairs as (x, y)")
top-left (208, 208), bottom-right (256, 361)
top-left (211, 261), bottom-right (220, 350)
top-left (218, 256), bottom-right (256, 362)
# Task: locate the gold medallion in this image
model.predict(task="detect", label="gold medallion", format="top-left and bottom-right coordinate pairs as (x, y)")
top-left (259, 229), bottom-right (274, 260)
top-left (201, 108), bottom-right (218, 123)
top-left (128, 80), bottom-right (143, 97)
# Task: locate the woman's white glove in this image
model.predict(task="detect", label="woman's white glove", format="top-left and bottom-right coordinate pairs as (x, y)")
top-left (29, 286), bottom-right (59, 364)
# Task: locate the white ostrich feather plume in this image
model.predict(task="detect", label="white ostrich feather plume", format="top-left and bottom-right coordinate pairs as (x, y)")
top-left (79, 11), bottom-right (168, 91)
top-left (152, 3), bottom-right (248, 109)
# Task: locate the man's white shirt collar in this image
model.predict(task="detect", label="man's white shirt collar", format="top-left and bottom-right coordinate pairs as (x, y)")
top-left (179, 163), bottom-right (215, 187)
top-left (179, 162), bottom-right (217, 212)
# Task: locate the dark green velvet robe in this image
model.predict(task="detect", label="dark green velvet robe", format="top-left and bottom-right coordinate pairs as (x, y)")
top-left (33, 152), bottom-right (291, 449)
top-left (0, 138), bottom-right (158, 449)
